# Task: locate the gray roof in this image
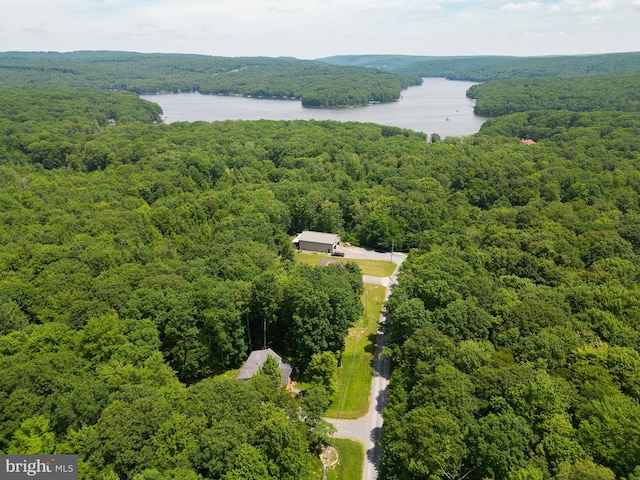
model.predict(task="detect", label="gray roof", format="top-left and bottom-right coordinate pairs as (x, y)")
top-left (236, 348), bottom-right (293, 387)
top-left (296, 231), bottom-right (340, 244)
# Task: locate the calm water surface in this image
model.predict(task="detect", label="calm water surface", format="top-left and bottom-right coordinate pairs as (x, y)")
top-left (141, 78), bottom-right (486, 137)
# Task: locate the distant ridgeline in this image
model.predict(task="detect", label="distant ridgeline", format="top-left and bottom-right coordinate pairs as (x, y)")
top-left (318, 51), bottom-right (640, 82)
top-left (0, 51), bottom-right (421, 108)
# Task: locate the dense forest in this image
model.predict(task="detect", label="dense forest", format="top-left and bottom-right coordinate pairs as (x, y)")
top-left (380, 113), bottom-right (640, 480)
top-left (0, 87), bottom-right (371, 479)
top-left (0, 51), bottom-right (421, 107)
top-left (467, 74), bottom-right (640, 117)
top-left (320, 51), bottom-right (640, 82)
top-left (2, 50), bottom-right (640, 479)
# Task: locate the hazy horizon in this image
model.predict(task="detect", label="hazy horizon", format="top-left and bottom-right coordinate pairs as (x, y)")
top-left (2, 49), bottom-right (639, 60)
top-left (2, 1), bottom-right (639, 60)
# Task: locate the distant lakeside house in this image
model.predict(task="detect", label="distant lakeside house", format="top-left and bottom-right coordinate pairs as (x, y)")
top-left (293, 231), bottom-right (340, 254)
top-left (236, 348), bottom-right (293, 388)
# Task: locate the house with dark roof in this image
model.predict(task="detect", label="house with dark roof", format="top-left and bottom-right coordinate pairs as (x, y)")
top-left (292, 231), bottom-right (341, 254)
top-left (236, 348), bottom-right (293, 388)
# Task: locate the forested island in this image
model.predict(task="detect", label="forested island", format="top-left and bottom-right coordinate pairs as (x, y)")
top-left (1, 51), bottom-right (640, 479)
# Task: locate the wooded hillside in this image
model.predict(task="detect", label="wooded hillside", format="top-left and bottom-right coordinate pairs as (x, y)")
top-left (0, 51), bottom-right (421, 107)
top-left (319, 51), bottom-right (640, 82)
top-left (468, 73), bottom-right (640, 117)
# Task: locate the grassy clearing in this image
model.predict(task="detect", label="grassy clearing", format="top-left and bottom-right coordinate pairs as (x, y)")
top-left (212, 368), bottom-right (239, 380)
top-left (295, 252), bottom-right (396, 277)
top-left (309, 453), bottom-right (324, 480)
top-left (326, 283), bottom-right (386, 419)
top-left (326, 439), bottom-right (365, 480)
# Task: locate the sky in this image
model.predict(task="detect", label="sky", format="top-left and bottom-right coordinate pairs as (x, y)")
top-left (1, 0), bottom-right (639, 59)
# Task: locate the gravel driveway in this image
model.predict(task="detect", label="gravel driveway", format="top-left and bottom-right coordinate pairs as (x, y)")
top-left (326, 247), bottom-right (406, 480)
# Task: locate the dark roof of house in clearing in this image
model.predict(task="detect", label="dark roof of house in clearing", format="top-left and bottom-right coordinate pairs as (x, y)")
top-left (295, 231), bottom-right (340, 244)
top-left (236, 348), bottom-right (293, 387)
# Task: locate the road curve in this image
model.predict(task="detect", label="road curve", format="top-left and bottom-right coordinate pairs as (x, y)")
top-left (326, 247), bottom-right (405, 480)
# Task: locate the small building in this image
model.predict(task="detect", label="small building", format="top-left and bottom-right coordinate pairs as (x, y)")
top-left (520, 138), bottom-right (537, 145)
top-left (236, 348), bottom-right (293, 388)
top-left (293, 231), bottom-right (340, 254)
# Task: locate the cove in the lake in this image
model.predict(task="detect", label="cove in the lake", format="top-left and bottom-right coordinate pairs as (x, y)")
top-left (141, 78), bottom-right (487, 137)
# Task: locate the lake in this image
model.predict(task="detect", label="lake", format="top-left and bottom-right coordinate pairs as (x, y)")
top-left (141, 78), bottom-right (487, 137)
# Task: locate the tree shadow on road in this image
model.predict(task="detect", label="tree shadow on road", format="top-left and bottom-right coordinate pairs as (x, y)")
top-left (367, 426), bottom-right (384, 473)
top-left (374, 383), bottom-right (388, 415)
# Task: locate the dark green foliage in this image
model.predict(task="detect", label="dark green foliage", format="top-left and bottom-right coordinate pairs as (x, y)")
top-left (380, 403), bottom-right (468, 479)
top-left (0, 86), bottom-right (162, 125)
top-left (282, 264), bottom-right (363, 367)
top-left (258, 355), bottom-right (282, 389)
top-left (299, 385), bottom-right (332, 420)
top-left (468, 412), bottom-right (537, 478)
top-left (469, 74), bottom-right (640, 117)
top-left (305, 351), bottom-right (338, 395)
top-left (373, 105), bottom-right (640, 479)
top-left (3, 81), bottom-right (640, 479)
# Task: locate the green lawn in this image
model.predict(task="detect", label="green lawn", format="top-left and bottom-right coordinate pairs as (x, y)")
top-left (326, 438), bottom-right (365, 480)
top-left (326, 284), bottom-right (386, 419)
top-left (295, 252), bottom-right (396, 277)
top-left (212, 368), bottom-right (239, 380)
top-left (309, 453), bottom-right (325, 480)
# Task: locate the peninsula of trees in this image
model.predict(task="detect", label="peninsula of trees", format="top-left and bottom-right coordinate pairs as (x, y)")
top-left (0, 51), bottom-right (421, 108)
top-left (467, 73), bottom-right (640, 117)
